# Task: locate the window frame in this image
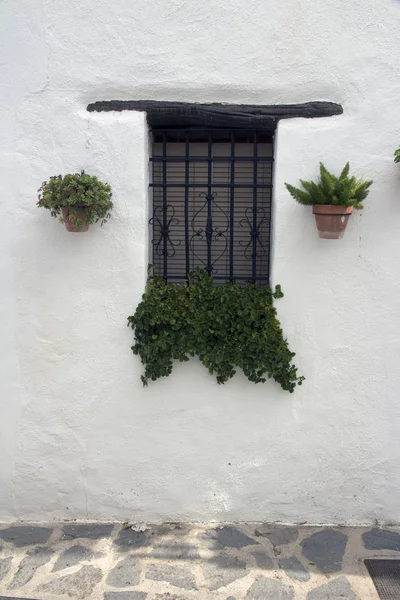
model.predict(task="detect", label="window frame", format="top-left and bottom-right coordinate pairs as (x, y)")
top-left (149, 128), bottom-right (274, 285)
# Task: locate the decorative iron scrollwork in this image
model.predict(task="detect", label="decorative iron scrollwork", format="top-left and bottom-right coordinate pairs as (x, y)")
top-left (190, 192), bottom-right (229, 273)
top-left (239, 207), bottom-right (267, 259)
top-left (150, 204), bottom-right (181, 257)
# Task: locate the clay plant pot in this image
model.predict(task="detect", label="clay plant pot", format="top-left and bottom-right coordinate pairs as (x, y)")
top-left (61, 206), bottom-right (89, 232)
top-left (312, 205), bottom-right (353, 239)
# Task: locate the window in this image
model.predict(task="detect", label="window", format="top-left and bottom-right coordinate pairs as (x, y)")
top-left (150, 129), bottom-right (273, 285)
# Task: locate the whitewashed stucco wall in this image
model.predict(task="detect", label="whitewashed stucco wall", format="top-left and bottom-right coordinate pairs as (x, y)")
top-left (1, 0), bottom-right (400, 524)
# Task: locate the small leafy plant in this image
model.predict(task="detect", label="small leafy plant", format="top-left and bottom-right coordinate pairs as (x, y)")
top-left (128, 268), bottom-right (304, 393)
top-left (394, 148), bottom-right (400, 163)
top-left (285, 163), bottom-right (373, 209)
top-left (37, 171), bottom-right (113, 229)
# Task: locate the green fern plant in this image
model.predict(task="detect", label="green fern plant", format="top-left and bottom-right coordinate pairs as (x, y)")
top-left (285, 163), bottom-right (373, 209)
top-left (395, 148), bottom-right (400, 163)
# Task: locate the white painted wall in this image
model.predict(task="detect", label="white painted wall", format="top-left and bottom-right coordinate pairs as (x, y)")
top-left (1, 0), bottom-right (400, 524)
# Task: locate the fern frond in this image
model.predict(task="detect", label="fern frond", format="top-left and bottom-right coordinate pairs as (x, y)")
top-left (353, 180), bottom-right (373, 202)
top-left (339, 162), bottom-right (350, 181)
top-left (300, 180), bottom-right (328, 204)
top-left (319, 163), bottom-right (336, 196)
top-left (285, 183), bottom-right (314, 205)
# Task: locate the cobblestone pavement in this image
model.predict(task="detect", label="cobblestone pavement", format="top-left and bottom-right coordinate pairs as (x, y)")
top-left (0, 522), bottom-right (399, 599)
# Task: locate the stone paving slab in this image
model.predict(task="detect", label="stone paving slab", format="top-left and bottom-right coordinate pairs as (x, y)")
top-left (0, 522), bottom-right (397, 599)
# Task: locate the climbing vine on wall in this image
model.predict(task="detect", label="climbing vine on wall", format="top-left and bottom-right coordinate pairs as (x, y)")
top-left (128, 268), bottom-right (304, 392)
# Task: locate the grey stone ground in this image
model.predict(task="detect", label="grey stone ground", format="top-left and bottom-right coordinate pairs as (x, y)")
top-left (0, 523), bottom-right (398, 599)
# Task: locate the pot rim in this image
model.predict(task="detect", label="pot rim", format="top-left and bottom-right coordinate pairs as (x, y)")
top-left (312, 204), bottom-right (354, 215)
top-left (61, 204), bottom-right (88, 210)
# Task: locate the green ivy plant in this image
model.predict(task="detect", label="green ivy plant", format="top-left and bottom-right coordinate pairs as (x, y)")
top-left (285, 162), bottom-right (373, 209)
top-left (37, 171), bottom-right (113, 229)
top-left (128, 268), bottom-right (304, 393)
top-left (394, 148), bottom-right (400, 163)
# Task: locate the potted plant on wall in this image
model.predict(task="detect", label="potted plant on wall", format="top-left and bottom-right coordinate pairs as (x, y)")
top-left (394, 148), bottom-right (400, 163)
top-left (285, 163), bottom-right (373, 239)
top-left (37, 171), bottom-right (113, 232)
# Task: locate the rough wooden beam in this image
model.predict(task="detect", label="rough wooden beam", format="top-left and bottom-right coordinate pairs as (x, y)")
top-left (87, 100), bottom-right (343, 130)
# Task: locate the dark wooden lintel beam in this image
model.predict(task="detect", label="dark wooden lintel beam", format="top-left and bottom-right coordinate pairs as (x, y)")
top-left (87, 99), bottom-right (343, 130)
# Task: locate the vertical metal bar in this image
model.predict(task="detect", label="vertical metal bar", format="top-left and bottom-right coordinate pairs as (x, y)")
top-left (206, 131), bottom-right (213, 274)
top-left (229, 132), bottom-right (235, 282)
top-left (185, 132), bottom-right (190, 276)
top-left (267, 135), bottom-right (274, 285)
top-left (252, 131), bottom-right (258, 283)
top-left (149, 130), bottom-right (154, 278)
top-left (162, 132), bottom-right (168, 281)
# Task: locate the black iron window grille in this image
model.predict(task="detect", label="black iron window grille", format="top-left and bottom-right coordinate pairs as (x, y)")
top-left (150, 129), bottom-right (273, 285)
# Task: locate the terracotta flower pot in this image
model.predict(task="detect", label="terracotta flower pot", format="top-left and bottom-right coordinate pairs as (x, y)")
top-left (312, 205), bottom-right (353, 239)
top-left (61, 206), bottom-right (89, 232)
